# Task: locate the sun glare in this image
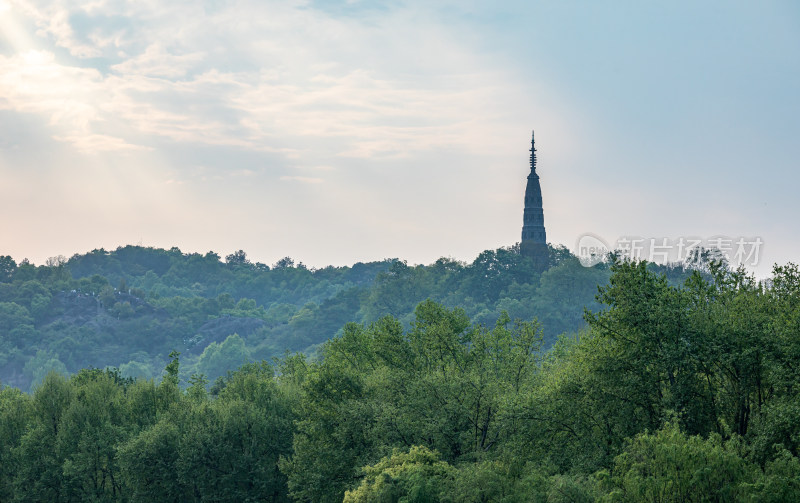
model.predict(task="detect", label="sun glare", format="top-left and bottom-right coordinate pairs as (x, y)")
top-left (0, 1), bottom-right (36, 53)
top-left (21, 49), bottom-right (53, 65)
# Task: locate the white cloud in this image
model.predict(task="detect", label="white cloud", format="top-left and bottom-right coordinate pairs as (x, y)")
top-left (111, 44), bottom-right (205, 78)
top-left (14, 0), bottom-right (103, 57)
top-left (52, 133), bottom-right (150, 152)
top-left (280, 175), bottom-right (324, 184)
top-left (2, 0), bottom-right (558, 160)
top-left (0, 50), bottom-right (109, 143)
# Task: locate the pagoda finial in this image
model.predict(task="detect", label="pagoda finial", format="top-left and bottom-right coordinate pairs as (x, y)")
top-left (529, 130), bottom-right (537, 173)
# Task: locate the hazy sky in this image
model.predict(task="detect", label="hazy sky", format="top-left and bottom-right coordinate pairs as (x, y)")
top-left (1, 0), bottom-right (798, 276)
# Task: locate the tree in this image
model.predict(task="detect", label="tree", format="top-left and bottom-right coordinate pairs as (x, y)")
top-left (24, 350), bottom-right (68, 391)
top-left (56, 371), bottom-right (129, 501)
top-left (119, 360), bottom-right (155, 380)
top-left (196, 333), bottom-right (250, 382)
top-left (178, 388), bottom-right (293, 501)
top-left (531, 256), bottom-right (610, 344)
top-left (274, 256), bottom-right (295, 268)
top-left (99, 285), bottom-right (116, 308)
top-left (30, 293), bottom-right (52, 321)
top-left (0, 302), bottom-right (34, 332)
top-left (584, 260), bottom-right (716, 436)
top-left (460, 247), bottom-right (538, 303)
top-left (46, 255), bottom-right (67, 268)
top-left (362, 261), bottom-right (428, 322)
top-left (225, 249), bottom-right (250, 267)
top-left (343, 446), bottom-right (456, 503)
top-left (118, 419), bottom-right (185, 502)
top-left (283, 300), bottom-right (544, 501)
top-left (119, 361), bottom-right (294, 502)
top-left (13, 372), bottom-right (74, 501)
top-left (0, 255), bottom-right (16, 282)
top-left (111, 301), bottom-right (135, 319)
top-left (440, 460), bottom-right (549, 503)
top-left (598, 422), bottom-right (757, 502)
top-left (0, 386), bottom-right (32, 501)
top-left (747, 449), bottom-right (800, 502)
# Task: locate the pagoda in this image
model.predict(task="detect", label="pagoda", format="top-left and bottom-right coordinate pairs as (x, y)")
top-left (520, 130), bottom-right (548, 264)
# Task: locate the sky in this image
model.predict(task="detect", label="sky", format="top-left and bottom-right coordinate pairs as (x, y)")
top-left (0, 0), bottom-right (798, 276)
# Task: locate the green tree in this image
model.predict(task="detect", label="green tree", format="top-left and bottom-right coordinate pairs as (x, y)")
top-left (24, 350), bottom-right (68, 391)
top-left (196, 333), bottom-right (250, 382)
top-left (225, 249), bottom-right (251, 267)
top-left (283, 301), bottom-right (543, 501)
top-left (441, 460), bottom-right (549, 503)
top-left (363, 261), bottom-right (428, 322)
top-left (110, 300), bottom-right (135, 319)
top-left (119, 361), bottom-right (294, 502)
top-left (56, 371), bottom-right (129, 501)
top-left (118, 418), bottom-right (185, 502)
top-left (0, 386), bottom-right (32, 501)
top-left (30, 292), bottom-right (52, 321)
top-left (747, 449), bottom-right (800, 502)
top-left (13, 372), bottom-right (74, 501)
top-left (178, 393), bottom-right (292, 500)
top-left (531, 256), bottom-right (610, 344)
top-left (343, 446), bottom-right (456, 503)
top-left (118, 356), bottom-right (186, 502)
top-left (0, 302), bottom-right (34, 334)
top-left (119, 360), bottom-right (154, 380)
top-left (99, 285), bottom-right (116, 308)
top-left (598, 422), bottom-right (757, 502)
top-left (0, 255), bottom-right (16, 282)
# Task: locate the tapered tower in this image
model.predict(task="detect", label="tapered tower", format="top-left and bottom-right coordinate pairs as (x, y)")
top-left (520, 131), bottom-right (548, 264)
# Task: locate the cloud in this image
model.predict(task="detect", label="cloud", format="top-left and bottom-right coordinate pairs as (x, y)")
top-left (52, 133), bottom-right (150, 152)
top-left (14, 0), bottom-right (114, 57)
top-left (2, 0), bottom-right (552, 161)
top-left (111, 44), bottom-right (205, 78)
top-left (0, 50), bottom-right (112, 145)
top-left (280, 176), bottom-right (324, 184)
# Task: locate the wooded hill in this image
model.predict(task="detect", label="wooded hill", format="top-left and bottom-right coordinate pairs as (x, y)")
top-left (1, 259), bottom-right (799, 501)
top-left (0, 243), bottom-right (684, 391)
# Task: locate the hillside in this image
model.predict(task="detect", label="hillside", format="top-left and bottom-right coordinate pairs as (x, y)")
top-left (0, 244), bottom-right (695, 390)
top-left (2, 259), bottom-right (799, 502)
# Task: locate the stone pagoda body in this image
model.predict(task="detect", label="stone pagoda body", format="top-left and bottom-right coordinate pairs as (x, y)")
top-left (520, 131), bottom-right (548, 264)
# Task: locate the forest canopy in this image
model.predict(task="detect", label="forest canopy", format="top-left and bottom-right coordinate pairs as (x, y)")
top-left (0, 243), bottom-right (650, 390)
top-left (1, 257), bottom-right (799, 501)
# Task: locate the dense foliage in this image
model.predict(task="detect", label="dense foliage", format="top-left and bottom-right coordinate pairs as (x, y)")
top-left (1, 257), bottom-right (799, 501)
top-left (0, 244), bottom-right (641, 390)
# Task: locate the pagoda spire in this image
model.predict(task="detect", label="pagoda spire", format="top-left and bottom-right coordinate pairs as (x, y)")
top-left (529, 130), bottom-right (537, 174)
